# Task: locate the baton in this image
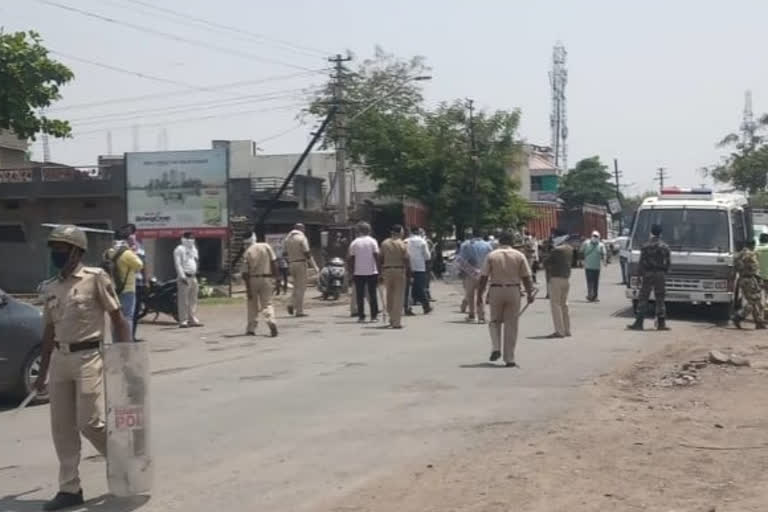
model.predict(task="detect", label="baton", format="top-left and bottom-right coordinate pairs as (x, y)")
top-left (15, 390), bottom-right (37, 414)
top-left (518, 288), bottom-right (540, 317)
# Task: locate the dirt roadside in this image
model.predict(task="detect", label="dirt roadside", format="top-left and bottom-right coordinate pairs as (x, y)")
top-left (316, 327), bottom-right (768, 512)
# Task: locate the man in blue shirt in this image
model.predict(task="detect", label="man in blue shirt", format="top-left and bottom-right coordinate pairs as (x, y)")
top-left (458, 230), bottom-right (494, 322)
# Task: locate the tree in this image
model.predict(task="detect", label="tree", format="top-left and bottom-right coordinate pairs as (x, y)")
top-left (307, 50), bottom-right (529, 233)
top-left (558, 156), bottom-right (617, 208)
top-left (708, 114), bottom-right (768, 194)
top-left (0, 31), bottom-right (74, 140)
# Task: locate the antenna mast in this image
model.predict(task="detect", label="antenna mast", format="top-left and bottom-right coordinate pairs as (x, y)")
top-left (741, 90), bottom-right (756, 148)
top-left (550, 42), bottom-right (568, 173)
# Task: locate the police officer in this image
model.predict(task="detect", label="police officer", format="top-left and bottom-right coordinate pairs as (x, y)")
top-left (242, 232), bottom-right (279, 337)
top-left (378, 224), bottom-right (411, 329)
top-left (732, 239), bottom-right (766, 329)
top-left (34, 225), bottom-right (131, 511)
top-left (628, 223), bottom-right (671, 331)
top-left (477, 231), bottom-right (535, 367)
top-left (283, 223), bottom-right (318, 317)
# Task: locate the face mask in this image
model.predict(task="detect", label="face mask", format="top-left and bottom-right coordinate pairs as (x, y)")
top-left (50, 250), bottom-right (70, 270)
top-left (182, 238), bottom-right (195, 249)
top-left (591, 237), bottom-right (599, 243)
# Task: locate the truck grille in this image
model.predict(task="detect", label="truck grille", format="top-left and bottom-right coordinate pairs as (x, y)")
top-left (666, 278), bottom-right (702, 290)
top-left (629, 262), bottom-right (731, 280)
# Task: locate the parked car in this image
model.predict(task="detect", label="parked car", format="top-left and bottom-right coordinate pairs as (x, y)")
top-left (0, 289), bottom-right (47, 403)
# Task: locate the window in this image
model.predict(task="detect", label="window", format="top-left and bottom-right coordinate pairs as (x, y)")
top-left (631, 209), bottom-right (729, 253)
top-left (530, 176), bottom-right (544, 191)
top-left (0, 224), bottom-right (26, 243)
top-left (731, 209), bottom-right (746, 247)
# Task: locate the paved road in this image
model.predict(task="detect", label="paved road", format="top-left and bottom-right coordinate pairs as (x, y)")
top-left (1, 265), bottom-right (672, 511)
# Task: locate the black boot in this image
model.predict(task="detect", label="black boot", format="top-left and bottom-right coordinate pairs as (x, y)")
top-left (657, 317), bottom-right (670, 331)
top-left (756, 322), bottom-right (767, 330)
top-left (44, 490), bottom-right (84, 511)
top-left (732, 314), bottom-right (743, 329)
top-left (627, 317), bottom-right (644, 331)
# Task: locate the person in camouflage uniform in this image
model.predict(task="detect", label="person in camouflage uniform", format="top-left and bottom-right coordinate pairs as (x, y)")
top-left (733, 239), bottom-right (766, 329)
top-left (628, 223), bottom-right (671, 331)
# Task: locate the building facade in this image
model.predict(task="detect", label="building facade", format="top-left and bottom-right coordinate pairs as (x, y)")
top-left (0, 163), bottom-right (127, 292)
top-left (507, 144), bottom-right (560, 202)
top-left (0, 129), bottom-right (29, 169)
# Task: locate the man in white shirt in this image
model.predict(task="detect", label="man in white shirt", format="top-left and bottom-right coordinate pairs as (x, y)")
top-left (407, 226), bottom-right (433, 314)
top-left (348, 222), bottom-right (380, 322)
top-left (174, 232), bottom-right (202, 327)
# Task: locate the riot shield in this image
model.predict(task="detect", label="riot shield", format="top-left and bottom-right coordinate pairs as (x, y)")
top-left (104, 341), bottom-right (152, 496)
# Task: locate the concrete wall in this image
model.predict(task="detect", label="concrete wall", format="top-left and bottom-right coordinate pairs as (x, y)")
top-left (0, 130), bottom-right (29, 169)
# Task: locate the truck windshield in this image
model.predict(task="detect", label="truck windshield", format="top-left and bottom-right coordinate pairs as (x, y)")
top-left (631, 209), bottom-right (730, 253)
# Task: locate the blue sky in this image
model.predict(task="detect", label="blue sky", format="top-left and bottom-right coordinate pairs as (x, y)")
top-left (6, 0), bottom-right (768, 193)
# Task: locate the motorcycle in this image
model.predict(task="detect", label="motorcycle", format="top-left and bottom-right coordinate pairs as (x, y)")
top-left (318, 258), bottom-right (346, 300)
top-left (136, 277), bottom-right (178, 322)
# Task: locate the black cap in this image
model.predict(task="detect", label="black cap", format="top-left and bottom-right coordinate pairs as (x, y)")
top-left (651, 224), bottom-right (663, 236)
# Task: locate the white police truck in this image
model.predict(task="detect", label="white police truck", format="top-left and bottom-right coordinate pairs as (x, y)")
top-left (626, 187), bottom-right (752, 319)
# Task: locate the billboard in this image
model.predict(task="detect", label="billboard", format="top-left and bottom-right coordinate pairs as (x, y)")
top-left (126, 149), bottom-right (228, 238)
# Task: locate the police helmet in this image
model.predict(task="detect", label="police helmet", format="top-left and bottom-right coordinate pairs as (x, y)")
top-left (329, 257), bottom-right (345, 267)
top-left (47, 224), bottom-right (88, 251)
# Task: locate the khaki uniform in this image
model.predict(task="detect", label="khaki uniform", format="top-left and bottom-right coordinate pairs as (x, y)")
top-left (481, 247), bottom-right (532, 364)
top-left (244, 242), bottom-right (277, 332)
top-left (284, 230), bottom-right (311, 315)
top-left (380, 237), bottom-right (409, 328)
top-left (42, 265), bottom-right (121, 494)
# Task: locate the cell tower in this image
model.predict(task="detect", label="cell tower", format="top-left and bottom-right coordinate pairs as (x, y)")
top-left (741, 90), bottom-right (757, 148)
top-left (549, 42), bottom-right (568, 173)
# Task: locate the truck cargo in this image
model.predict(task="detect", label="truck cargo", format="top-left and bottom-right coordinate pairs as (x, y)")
top-left (557, 203), bottom-right (609, 239)
top-left (526, 201), bottom-right (561, 239)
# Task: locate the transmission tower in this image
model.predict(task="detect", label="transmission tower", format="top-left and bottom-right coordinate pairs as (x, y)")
top-left (741, 90), bottom-right (757, 148)
top-left (549, 42), bottom-right (568, 173)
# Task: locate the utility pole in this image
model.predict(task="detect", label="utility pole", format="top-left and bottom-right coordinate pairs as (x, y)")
top-left (614, 158), bottom-right (623, 232)
top-left (655, 167), bottom-right (668, 191)
top-left (329, 53), bottom-right (352, 223)
top-left (467, 98), bottom-right (478, 230)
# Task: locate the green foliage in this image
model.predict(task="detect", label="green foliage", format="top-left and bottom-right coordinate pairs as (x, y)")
top-left (307, 49), bottom-right (528, 233)
top-left (558, 156), bottom-right (617, 208)
top-left (0, 31), bottom-right (74, 140)
top-left (621, 190), bottom-right (656, 221)
top-left (707, 114), bottom-right (768, 194)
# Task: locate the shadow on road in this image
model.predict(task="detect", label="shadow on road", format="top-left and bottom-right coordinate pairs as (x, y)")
top-left (0, 492), bottom-right (151, 512)
top-left (612, 303), bottom-right (730, 326)
top-left (459, 363), bottom-right (508, 369)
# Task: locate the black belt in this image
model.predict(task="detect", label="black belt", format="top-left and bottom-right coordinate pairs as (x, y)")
top-left (184, 272), bottom-right (197, 278)
top-left (383, 266), bottom-right (404, 269)
top-left (490, 283), bottom-right (520, 287)
top-left (249, 274), bottom-right (273, 278)
top-left (290, 260), bottom-right (306, 263)
top-left (55, 339), bottom-right (101, 352)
